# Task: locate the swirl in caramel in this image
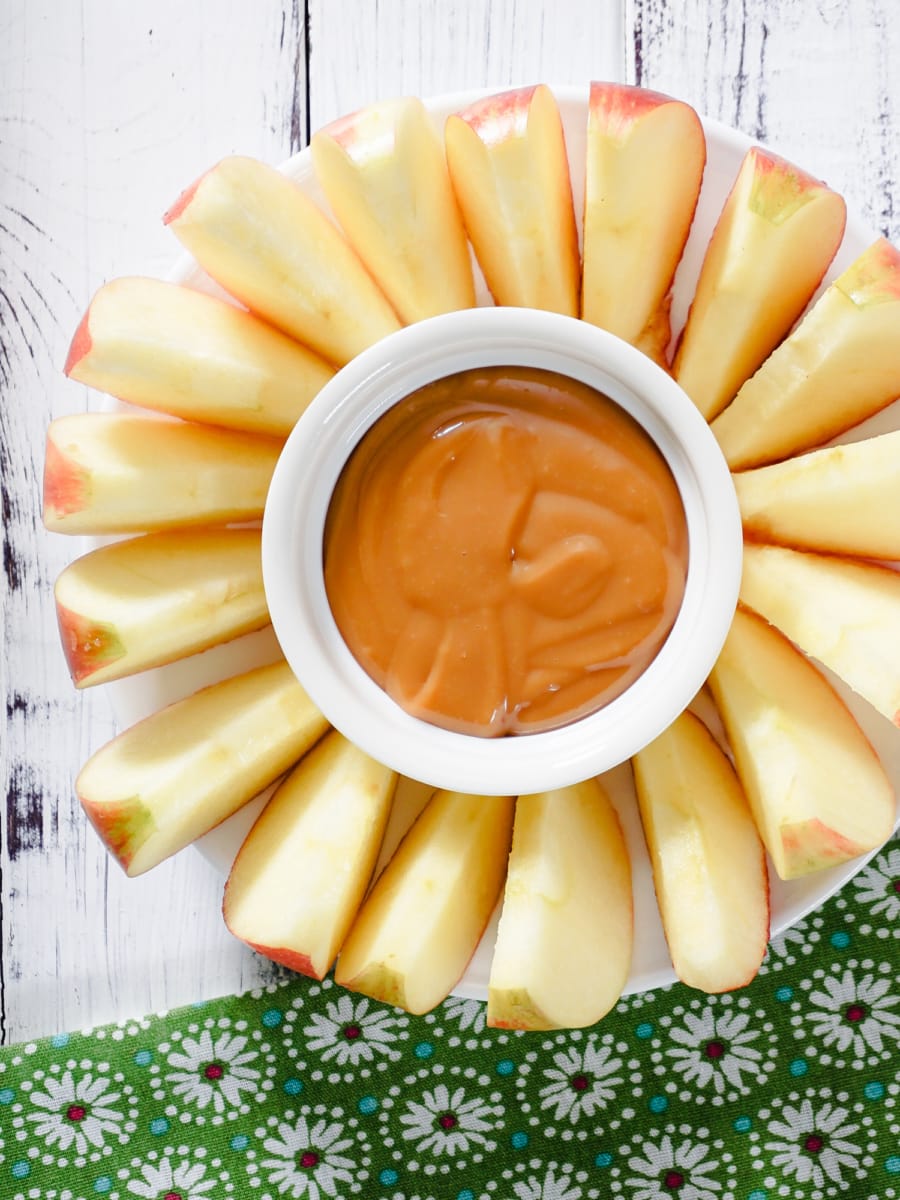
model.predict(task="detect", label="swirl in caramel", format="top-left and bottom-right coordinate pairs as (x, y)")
top-left (324, 366), bottom-right (688, 737)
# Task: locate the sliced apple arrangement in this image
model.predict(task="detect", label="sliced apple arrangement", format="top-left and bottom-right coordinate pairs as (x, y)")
top-left (49, 83), bottom-right (900, 1028)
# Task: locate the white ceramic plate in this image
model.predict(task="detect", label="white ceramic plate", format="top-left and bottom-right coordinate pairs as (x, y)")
top-left (102, 84), bottom-right (900, 1002)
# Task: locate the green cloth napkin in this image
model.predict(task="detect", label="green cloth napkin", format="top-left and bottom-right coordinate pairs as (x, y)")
top-left (1, 834), bottom-right (898, 1200)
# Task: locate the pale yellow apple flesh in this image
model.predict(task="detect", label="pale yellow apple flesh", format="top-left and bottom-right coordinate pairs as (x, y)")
top-left (582, 82), bottom-right (706, 362)
top-left (224, 731), bottom-right (397, 979)
top-left (674, 146), bottom-right (846, 420)
top-left (487, 779), bottom-right (632, 1030)
top-left (311, 97), bottom-right (475, 322)
top-left (708, 606), bottom-right (895, 880)
top-left (164, 155), bottom-right (401, 366)
top-left (77, 660), bottom-right (329, 876)
top-left (43, 413), bottom-right (283, 535)
top-left (632, 709), bottom-right (769, 991)
top-left (335, 790), bottom-right (514, 1014)
top-left (740, 542), bottom-right (900, 728)
top-left (55, 528), bottom-right (268, 687)
top-left (734, 429), bottom-right (900, 558)
top-left (64, 276), bottom-right (334, 436)
top-left (444, 84), bottom-right (580, 315)
top-left (712, 238), bottom-right (900, 468)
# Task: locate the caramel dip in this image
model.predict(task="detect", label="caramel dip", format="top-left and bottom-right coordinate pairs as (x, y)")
top-left (324, 366), bottom-right (688, 737)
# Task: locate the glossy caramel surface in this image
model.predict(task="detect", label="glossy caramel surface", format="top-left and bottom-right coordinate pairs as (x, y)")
top-left (325, 366), bottom-right (688, 736)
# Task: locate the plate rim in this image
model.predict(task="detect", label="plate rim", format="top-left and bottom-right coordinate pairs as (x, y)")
top-left (101, 81), bottom-right (895, 1004)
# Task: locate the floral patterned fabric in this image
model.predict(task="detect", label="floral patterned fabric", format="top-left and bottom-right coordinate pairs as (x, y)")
top-left (1, 835), bottom-right (898, 1200)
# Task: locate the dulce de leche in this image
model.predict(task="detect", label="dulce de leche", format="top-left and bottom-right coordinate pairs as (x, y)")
top-left (324, 366), bottom-right (688, 737)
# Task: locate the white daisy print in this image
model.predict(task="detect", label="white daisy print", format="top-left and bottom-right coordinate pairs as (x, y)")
top-left (442, 995), bottom-right (487, 1034)
top-left (806, 968), bottom-right (900, 1058)
top-left (165, 1028), bottom-right (261, 1112)
top-left (625, 1134), bottom-right (723, 1200)
top-left (259, 1113), bottom-right (357, 1199)
top-left (513, 1163), bottom-right (582, 1200)
top-left (853, 848), bottom-right (900, 921)
top-left (539, 1040), bottom-right (623, 1123)
top-left (127, 1155), bottom-right (216, 1199)
top-left (764, 1097), bottom-right (864, 1189)
top-left (398, 1083), bottom-right (498, 1156)
top-left (302, 994), bottom-right (403, 1065)
top-left (665, 1006), bottom-right (764, 1095)
top-left (26, 1069), bottom-right (126, 1155)
top-left (765, 922), bottom-right (809, 960)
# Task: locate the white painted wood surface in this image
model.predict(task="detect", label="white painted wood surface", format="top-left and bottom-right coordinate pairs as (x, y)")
top-left (1, 0), bottom-right (898, 1044)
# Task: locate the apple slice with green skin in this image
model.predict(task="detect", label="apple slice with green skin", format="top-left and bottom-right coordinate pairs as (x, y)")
top-left (673, 147), bottom-right (846, 421)
top-left (740, 542), bottom-right (900, 728)
top-left (65, 276), bottom-right (333, 437)
top-left (713, 239), bottom-right (900, 468)
top-left (487, 779), bottom-right (632, 1030)
top-left (707, 606), bottom-right (895, 880)
top-left (164, 155), bottom-right (402, 366)
top-left (444, 85), bottom-right (579, 315)
top-left (223, 731), bottom-right (397, 979)
top-left (44, 413), bottom-right (283, 535)
top-left (55, 528), bottom-right (268, 687)
top-left (582, 82), bottom-right (706, 363)
top-left (734, 429), bottom-right (900, 558)
top-left (632, 710), bottom-right (769, 992)
top-left (77, 660), bottom-right (329, 876)
top-left (311, 97), bottom-right (476, 323)
top-left (334, 789), bottom-right (514, 1014)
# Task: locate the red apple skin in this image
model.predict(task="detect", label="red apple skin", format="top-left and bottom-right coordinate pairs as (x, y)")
top-left (243, 941), bottom-right (318, 979)
top-left (844, 237), bottom-right (900, 303)
top-left (43, 436), bottom-right (88, 520)
top-left (455, 85), bottom-right (538, 141)
top-left (782, 819), bottom-right (869, 871)
top-left (64, 306), bottom-right (92, 375)
top-left (81, 797), bottom-right (153, 872)
top-left (342, 966), bottom-right (406, 1010)
top-left (588, 81), bottom-right (680, 133)
top-left (56, 603), bottom-right (125, 684)
top-left (747, 148), bottom-right (843, 229)
top-left (488, 1002), bottom-right (553, 1033)
top-left (319, 108), bottom-right (367, 152)
top-left (162, 171), bottom-right (206, 225)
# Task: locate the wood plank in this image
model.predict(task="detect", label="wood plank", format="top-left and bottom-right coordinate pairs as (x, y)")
top-left (625, 0), bottom-right (899, 242)
top-left (4, 0), bottom-right (900, 1044)
top-left (0, 0), bottom-right (309, 1043)
top-left (306, 0), bottom-right (625, 128)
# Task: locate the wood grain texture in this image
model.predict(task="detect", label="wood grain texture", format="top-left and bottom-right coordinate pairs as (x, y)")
top-left (306, 0), bottom-right (625, 128)
top-left (2, 0), bottom-right (899, 1042)
top-left (0, 0), bottom-right (308, 1043)
top-left (625, 0), bottom-right (899, 242)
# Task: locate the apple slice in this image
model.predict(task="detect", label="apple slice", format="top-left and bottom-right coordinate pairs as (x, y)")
top-left (444, 85), bottom-right (579, 315)
top-left (44, 413), bottom-right (283, 535)
top-left (673, 147), bottom-right (846, 420)
top-left (708, 606), bottom-right (895, 880)
top-left (632, 710), bottom-right (769, 992)
top-left (65, 276), bottom-right (333, 436)
top-left (224, 731), bottom-right (397, 978)
top-left (740, 541), bottom-right (900, 727)
top-left (311, 97), bottom-right (475, 323)
top-left (487, 779), bottom-right (632, 1030)
top-left (77, 660), bottom-right (329, 875)
top-left (334, 789), bottom-right (514, 1014)
top-left (55, 528), bottom-right (267, 687)
top-left (713, 239), bottom-right (900, 468)
top-left (164, 155), bottom-right (402, 366)
top-left (582, 83), bottom-right (706, 362)
top-left (734, 429), bottom-right (900, 558)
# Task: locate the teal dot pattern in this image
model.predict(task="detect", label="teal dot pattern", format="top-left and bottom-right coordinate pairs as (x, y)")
top-left (0, 831), bottom-right (896, 1199)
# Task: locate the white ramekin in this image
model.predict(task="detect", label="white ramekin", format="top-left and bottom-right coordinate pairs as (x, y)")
top-left (262, 307), bottom-right (742, 795)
